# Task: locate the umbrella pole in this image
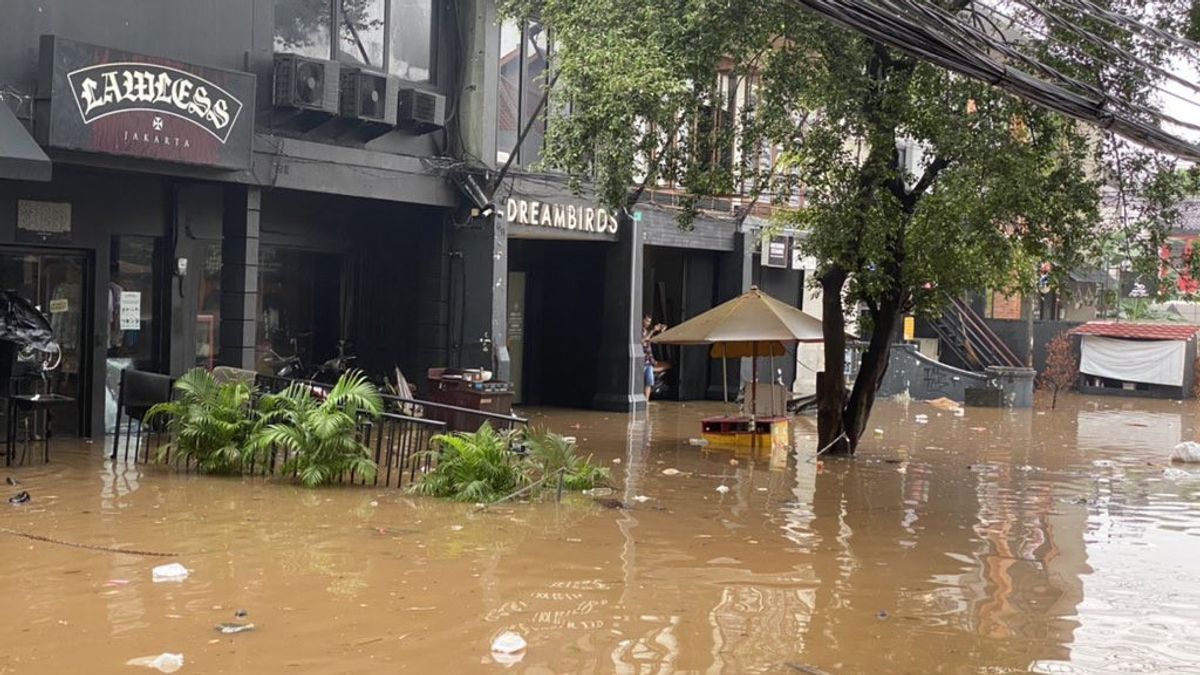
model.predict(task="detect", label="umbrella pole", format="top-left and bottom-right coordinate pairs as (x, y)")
top-left (721, 343), bottom-right (729, 408)
top-left (770, 351), bottom-right (776, 416)
top-left (752, 342), bottom-right (758, 455)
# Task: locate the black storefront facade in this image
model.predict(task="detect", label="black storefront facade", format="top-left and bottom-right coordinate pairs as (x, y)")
top-left (0, 0), bottom-right (480, 438)
top-left (453, 171), bottom-right (804, 412)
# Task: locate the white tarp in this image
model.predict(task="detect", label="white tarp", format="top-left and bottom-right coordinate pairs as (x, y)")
top-left (1079, 335), bottom-right (1187, 387)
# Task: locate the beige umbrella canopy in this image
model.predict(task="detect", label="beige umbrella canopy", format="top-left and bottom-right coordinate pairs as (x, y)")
top-left (651, 286), bottom-right (824, 353)
top-left (651, 286), bottom-right (825, 413)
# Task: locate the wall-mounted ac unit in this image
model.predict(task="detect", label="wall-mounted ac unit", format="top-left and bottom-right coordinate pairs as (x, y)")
top-left (273, 53), bottom-right (340, 114)
top-left (396, 88), bottom-right (446, 134)
top-left (339, 67), bottom-right (398, 126)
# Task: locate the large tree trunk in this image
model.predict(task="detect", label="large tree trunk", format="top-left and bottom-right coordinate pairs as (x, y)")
top-left (843, 297), bottom-right (901, 449)
top-left (817, 267), bottom-right (851, 455)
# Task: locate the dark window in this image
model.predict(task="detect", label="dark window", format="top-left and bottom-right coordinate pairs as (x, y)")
top-left (338, 0), bottom-right (385, 68)
top-left (256, 246), bottom-right (343, 375)
top-left (520, 21), bottom-right (549, 166)
top-left (496, 20), bottom-right (551, 167)
top-left (274, 0), bottom-right (334, 59)
top-left (389, 0), bottom-right (434, 82)
top-left (497, 21), bottom-right (522, 165)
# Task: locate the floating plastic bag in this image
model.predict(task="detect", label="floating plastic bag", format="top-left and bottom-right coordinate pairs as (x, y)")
top-left (126, 653), bottom-right (183, 673)
top-left (491, 631), bottom-right (526, 666)
top-left (1171, 441), bottom-right (1200, 463)
top-left (151, 563), bottom-right (189, 583)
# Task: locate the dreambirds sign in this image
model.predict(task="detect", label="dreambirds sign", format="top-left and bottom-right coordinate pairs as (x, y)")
top-left (37, 36), bottom-right (255, 170)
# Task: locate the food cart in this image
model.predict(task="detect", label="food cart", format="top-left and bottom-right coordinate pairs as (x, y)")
top-left (651, 287), bottom-right (823, 461)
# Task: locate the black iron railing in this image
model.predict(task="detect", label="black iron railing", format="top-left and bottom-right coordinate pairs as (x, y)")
top-left (111, 370), bottom-right (448, 489)
top-left (929, 295), bottom-right (1023, 371)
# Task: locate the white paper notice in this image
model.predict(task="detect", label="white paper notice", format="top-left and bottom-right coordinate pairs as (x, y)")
top-left (120, 291), bottom-right (141, 331)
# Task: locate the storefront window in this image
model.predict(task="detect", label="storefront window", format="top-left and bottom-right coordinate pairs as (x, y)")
top-left (105, 236), bottom-right (158, 434)
top-left (0, 252), bottom-right (87, 435)
top-left (196, 244), bottom-right (221, 370)
top-left (389, 0), bottom-right (434, 82)
top-left (256, 246), bottom-right (343, 375)
top-left (338, 0), bottom-right (385, 68)
top-left (274, 0), bottom-right (334, 59)
top-left (275, 0), bottom-right (435, 80)
top-left (107, 237), bottom-right (157, 366)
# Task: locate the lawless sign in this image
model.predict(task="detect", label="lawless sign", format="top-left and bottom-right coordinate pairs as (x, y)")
top-left (37, 36), bottom-right (254, 170)
top-left (504, 197), bottom-right (619, 235)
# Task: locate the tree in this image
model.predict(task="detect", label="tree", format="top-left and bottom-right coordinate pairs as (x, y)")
top-left (502, 0), bottom-right (1196, 453)
top-left (1040, 331), bottom-right (1077, 409)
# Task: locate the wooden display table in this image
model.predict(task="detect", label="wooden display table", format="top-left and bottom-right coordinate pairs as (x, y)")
top-left (700, 415), bottom-right (789, 460)
top-left (425, 368), bottom-right (515, 432)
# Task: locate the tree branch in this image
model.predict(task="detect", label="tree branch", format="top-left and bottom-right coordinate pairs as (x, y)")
top-left (910, 155), bottom-right (951, 200)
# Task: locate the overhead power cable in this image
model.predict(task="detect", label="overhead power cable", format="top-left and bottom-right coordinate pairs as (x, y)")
top-left (784, 0), bottom-right (1200, 160)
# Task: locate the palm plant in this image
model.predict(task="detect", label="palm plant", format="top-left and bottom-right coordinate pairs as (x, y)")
top-left (410, 424), bottom-right (610, 502)
top-left (145, 368), bottom-right (272, 474)
top-left (410, 422), bottom-right (527, 502)
top-left (250, 370), bottom-right (383, 487)
top-left (523, 428), bottom-right (610, 491)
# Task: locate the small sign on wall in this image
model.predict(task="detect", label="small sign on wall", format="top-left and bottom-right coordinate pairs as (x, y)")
top-left (762, 235), bottom-right (790, 268)
top-left (119, 291), bottom-right (141, 330)
top-left (16, 200), bottom-right (72, 243)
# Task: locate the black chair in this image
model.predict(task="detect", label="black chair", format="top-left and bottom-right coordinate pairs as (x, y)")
top-left (110, 369), bottom-right (173, 463)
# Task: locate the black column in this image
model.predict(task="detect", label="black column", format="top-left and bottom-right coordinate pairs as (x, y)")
top-left (452, 215), bottom-right (510, 378)
top-left (219, 185), bottom-right (260, 370)
top-left (593, 217), bottom-right (644, 411)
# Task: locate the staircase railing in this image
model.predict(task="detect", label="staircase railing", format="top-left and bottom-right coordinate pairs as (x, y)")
top-left (929, 295), bottom-right (1023, 371)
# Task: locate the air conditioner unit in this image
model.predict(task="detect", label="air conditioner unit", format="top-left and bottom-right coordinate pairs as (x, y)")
top-left (396, 88), bottom-right (446, 134)
top-left (339, 67), bottom-right (398, 126)
top-left (272, 53), bottom-right (339, 114)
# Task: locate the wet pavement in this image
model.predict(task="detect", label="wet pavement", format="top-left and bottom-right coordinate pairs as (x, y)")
top-left (1, 395), bottom-right (1199, 673)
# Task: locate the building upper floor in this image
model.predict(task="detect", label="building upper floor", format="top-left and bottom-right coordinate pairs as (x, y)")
top-left (0, 0), bottom-right (500, 207)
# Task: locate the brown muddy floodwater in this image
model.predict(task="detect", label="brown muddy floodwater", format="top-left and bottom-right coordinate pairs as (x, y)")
top-left (2, 396), bottom-right (1199, 674)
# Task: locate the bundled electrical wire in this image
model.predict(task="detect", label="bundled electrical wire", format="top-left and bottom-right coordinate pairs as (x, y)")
top-left (785, 0), bottom-right (1200, 160)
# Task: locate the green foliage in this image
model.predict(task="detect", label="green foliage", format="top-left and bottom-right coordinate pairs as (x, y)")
top-left (410, 423), bottom-right (528, 502)
top-left (510, 0), bottom-right (1196, 448)
top-left (411, 424), bottom-right (610, 503)
top-left (249, 370), bottom-right (383, 487)
top-left (523, 427), bottom-right (611, 491)
top-left (145, 368), bottom-right (274, 474)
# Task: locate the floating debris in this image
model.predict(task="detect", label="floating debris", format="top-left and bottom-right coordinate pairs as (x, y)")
top-left (215, 622), bottom-right (255, 634)
top-left (715, 485), bottom-right (730, 494)
top-left (661, 468), bottom-right (682, 476)
top-left (8, 491), bottom-right (30, 505)
top-left (126, 653), bottom-right (184, 673)
top-left (151, 563), bottom-right (189, 583)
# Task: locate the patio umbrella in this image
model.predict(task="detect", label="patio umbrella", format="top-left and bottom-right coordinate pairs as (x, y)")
top-left (651, 286), bottom-right (823, 413)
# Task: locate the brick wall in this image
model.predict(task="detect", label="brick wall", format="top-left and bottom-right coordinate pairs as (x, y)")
top-left (990, 292), bottom-right (1024, 320)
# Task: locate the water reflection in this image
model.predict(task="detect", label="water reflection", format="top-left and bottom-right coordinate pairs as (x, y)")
top-left (0, 396), bottom-right (1198, 673)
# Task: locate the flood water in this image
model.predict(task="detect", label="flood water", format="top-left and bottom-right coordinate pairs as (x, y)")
top-left (2, 395), bottom-right (1199, 674)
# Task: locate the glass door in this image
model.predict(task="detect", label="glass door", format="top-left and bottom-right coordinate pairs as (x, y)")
top-left (0, 250), bottom-right (89, 436)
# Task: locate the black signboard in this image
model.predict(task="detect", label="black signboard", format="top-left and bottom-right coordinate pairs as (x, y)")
top-left (36, 36), bottom-right (255, 170)
top-left (762, 234), bottom-right (790, 268)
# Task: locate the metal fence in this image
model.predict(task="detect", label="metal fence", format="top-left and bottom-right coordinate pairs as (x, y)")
top-left (111, 370), bottom-right (447, 489)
